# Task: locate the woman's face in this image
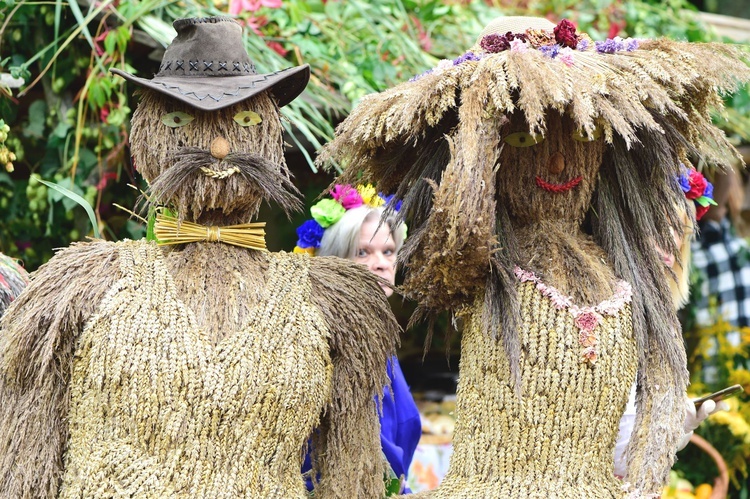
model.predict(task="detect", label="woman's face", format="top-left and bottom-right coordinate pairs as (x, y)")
top-left (353, 218), bottom-right (397, 297)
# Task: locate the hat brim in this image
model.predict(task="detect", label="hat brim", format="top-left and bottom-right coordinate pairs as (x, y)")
top-left (111, 64), bottom-right (310, 111)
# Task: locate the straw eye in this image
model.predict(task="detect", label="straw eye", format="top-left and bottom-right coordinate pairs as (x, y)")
top-left (234, 111), bottom-right (262, 127)
top-left (503, 132), bottom-right (544, 148)
top-left (162, 112), bottom-right (194, 128)
top-left (572, 127), bottom-right (602, 142)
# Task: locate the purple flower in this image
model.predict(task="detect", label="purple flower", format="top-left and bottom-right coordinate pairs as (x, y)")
top-left (595, 38), bottom-right (620, 53)
top-left (453, 51), bottom-right (480, 65)
top-left (539, 44), bottom-right (561, 58)
top-left (296, 219), bottom-right (325, 249)
top-left (704, 182), bottom-right (714, 199)
top-left (381, 193), bottom-right (403, 212)
top-left (677, 173), bottom-right (691, 193)
top-left (576, 38), bottom-right (590, 51)
top-left (409, 68), bottom-right (433, 82)
top-left (625, 38), bottom-right (639, 51)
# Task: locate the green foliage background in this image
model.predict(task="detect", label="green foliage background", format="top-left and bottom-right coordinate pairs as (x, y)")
top-left (2, 0), bottom-right (748, 269)
top-left (1, 0), bottom-right (750, 494)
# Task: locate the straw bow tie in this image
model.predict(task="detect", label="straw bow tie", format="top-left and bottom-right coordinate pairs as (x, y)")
top-left (154, 212), bottom-right (267, 251)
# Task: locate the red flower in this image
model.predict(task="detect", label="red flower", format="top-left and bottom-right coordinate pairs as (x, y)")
top-left (480, 33), bottom-right (510, 53)
top-left (553, 19), bottom-right (578, 48)
top-left (266, 41), bottom-right (288, 57)
top-left (686, 169), bottom-right (708, 200)
top-left (695, 204), bottom-right (710, 220)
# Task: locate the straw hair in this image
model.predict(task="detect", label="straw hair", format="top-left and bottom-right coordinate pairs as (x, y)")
top-left (0, 253), bottom-right (28, 317)
top-left (154, 211), bottom-right (267, 251)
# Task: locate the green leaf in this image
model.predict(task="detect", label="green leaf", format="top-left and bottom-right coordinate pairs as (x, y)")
top-left (39, 178), bottom-right (100, 238)
top-left (24, 100), bottom-right (46, 138)
top-left (696, 196), bottom-right (718, 207)
top-left (104, 30), bottom-right (118, 56)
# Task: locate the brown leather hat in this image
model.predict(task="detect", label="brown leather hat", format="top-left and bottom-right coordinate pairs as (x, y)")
top-left (111, 17), bottom-right (310, 111)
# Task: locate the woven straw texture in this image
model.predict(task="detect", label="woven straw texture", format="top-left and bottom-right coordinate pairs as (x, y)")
top-left (0, 239), bottom-right (398, 498)
top-left (58, 240), bottom-right (332, 497)
top-left (404, 276), bottom-right (637, 498)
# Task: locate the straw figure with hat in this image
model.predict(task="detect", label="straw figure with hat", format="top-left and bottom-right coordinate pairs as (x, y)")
top-left (0, 17), bottom-right (399, 498)
top-left (319, 16), bottom-right (750, 498)
top-left (0, 252), bottom-right (28, 317)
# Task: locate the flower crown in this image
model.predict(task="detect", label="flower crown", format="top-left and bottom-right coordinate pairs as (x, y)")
top-left (293, 184), bottom-right (403, 255)
top-left (677, 165), bottom-right (716, 221)
top-left (411, 19), bottom-right (639, 82)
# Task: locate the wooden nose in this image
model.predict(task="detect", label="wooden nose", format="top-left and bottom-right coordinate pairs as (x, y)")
top-left (548, 152), bottom-right (565, 175)
top-left (210, 137), bottom-right (230, 159)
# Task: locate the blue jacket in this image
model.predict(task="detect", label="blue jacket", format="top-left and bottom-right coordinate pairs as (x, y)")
top-left (302, 356), bottom-right (421, 492)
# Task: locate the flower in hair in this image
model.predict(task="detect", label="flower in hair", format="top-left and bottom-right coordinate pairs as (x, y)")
top-left (509, 38), bottom-right (528, 53)
top-left (480, 33), bottom-right (511, 53)
top-left (357, 184), bottom-right (384, 207)
top-left (453, 51), bottom-right (480, 65)
top-left (310, 198), bottom-right (346, 228)
top-left (558, 47), bottom-right (575, 66)
top-left (331, 184), bottom-right (364, 209)
top-left (677, 165), bottom-right (717, 220)
top-left (296, 219), bottom-right (325, 249)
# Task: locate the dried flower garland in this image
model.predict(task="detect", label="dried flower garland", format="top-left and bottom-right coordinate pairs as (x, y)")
top-left (411, 18), bottom-right (638, 82)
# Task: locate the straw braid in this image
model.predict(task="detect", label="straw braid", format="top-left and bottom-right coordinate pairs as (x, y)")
top-left (199, 166), bottom-right (240, 179)
top-left (154, 211), bottom-right (267, 250)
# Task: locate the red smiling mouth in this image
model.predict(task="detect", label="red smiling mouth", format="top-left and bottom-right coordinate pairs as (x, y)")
top-left (535, 175), bottom-right (583, 193)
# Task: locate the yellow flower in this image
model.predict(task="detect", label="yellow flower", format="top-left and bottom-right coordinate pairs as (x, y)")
top-left (709, 410), bottom-right (750, 441)
top-left (728, 370), bottom-right (750, 393)
top-left (293, 246), bottom-right (315, 255)
top-left (357, 184), bottom-right (384, 207)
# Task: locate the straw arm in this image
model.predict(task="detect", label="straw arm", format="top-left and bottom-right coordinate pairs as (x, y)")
top-left (307, 257), bottom-right (401, 498)
top-left (0, 241), bottom-right (120, 498)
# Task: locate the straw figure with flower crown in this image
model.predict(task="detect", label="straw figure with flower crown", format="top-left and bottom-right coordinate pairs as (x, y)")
top-left (0, 252), bottom-right (28, 317)
top-left (319, 16), bottom-right (750, 498)
top-left (0, 17), bottom-right (399, 498)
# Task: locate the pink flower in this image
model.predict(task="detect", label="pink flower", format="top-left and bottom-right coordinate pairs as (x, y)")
top-left (574, 310), bottom-right (601, 332)
top-left (509, 38), bottom-right (528, 53)
top-left (558, 47), bottom-right (575, 66)
top-left (229, 0), bottom-right (281, 14)
top-left (331, 184), bottom-right (364, 209)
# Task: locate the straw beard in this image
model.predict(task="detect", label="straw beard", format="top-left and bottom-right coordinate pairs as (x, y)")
top-left (145, 147), bottom-right (302, 223)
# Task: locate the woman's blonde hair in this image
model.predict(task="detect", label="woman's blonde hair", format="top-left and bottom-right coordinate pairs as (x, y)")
top-left (317, 206), bottom-right (407, 259)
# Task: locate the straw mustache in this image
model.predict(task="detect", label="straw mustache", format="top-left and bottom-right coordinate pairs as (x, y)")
top-left (145, 147), bottom-right (303, 217)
